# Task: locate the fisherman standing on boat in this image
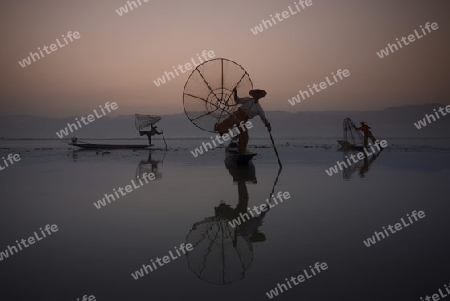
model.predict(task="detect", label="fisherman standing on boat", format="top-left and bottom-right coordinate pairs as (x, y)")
top-left (139, 125), bottom-right (163, 146)
top-left (355, 121), bottom-right (377, 148)
top-left (215, 89), bottom-right (271, 154)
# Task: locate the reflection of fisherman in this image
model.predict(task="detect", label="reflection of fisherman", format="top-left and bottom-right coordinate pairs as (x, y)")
top-left (355, 122), bottom-right (377, 148)
top-left (139, 125), bottom-right (163, 146)
top-left (237, 210), bottom-right (267, 243)
top-left (136, 151), bottom-right (163, 180)
top-left (215, 89), bottom-right (271, 154)
top-left (216, 184), bottom-right (267, 243)
top-left (146, 152), bottom-right (159, 173)
top-left (215, 161), bottom-right (266, 243)
top-left (343, 148), bottom-right (381, 180)
top-left (359, 149), bottom-right (381, 178)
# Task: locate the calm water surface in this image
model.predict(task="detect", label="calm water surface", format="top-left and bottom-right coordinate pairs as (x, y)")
top-left (1, 144), bottom-right (449, 301)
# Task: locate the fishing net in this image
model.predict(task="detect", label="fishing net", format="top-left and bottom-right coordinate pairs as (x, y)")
top-left (135, 114), bottom-right (161, 131)
top-left (343, 118), bottom-right (364, 147)
top-left (185, 217), bottom-right (253, 285)
top-left (183, 58), bottom-right (253, 133)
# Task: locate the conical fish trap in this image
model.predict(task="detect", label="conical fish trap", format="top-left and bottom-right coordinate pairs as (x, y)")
top-left (183, 58), bottom-right (253, 133)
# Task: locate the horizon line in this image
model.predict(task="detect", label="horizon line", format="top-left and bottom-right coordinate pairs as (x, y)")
top-left (0, 102), bottom-right (446, 119)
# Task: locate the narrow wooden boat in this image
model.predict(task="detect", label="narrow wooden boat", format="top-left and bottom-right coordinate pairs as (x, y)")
top-left (70, 142), bottom-right (152, 149)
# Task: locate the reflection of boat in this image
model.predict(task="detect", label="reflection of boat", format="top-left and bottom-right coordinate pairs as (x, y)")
top-left (338, 118), bottom-right (364, 151)
top-left (225, 140), bottom-right (256, 164)
top-left (70, 140), bottom-right (151, 150)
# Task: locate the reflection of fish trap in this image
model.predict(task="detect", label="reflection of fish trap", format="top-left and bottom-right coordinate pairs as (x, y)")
top-left (185, 217), bottom-right (253, 285)
top-left (135, 160), bottom-right (162, 180)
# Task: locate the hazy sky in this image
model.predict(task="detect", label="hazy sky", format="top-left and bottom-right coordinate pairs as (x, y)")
top-left (1, 0), bottom-right (449, 117)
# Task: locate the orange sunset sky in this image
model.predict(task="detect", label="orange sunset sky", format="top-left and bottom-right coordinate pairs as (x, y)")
top-left (1, 0), bottom-right (449, 118)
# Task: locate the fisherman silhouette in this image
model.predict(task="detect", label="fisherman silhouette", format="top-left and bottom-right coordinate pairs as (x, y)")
top-left (215, 89), bottom-right (271, 154)
top-left (355, 122), bottom-right (378, 148)
top-left (139, 125), bottom-right (163, 146)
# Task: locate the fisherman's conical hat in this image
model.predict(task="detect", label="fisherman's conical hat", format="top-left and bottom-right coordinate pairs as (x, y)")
top-left (249, 89), bottom-right (267, 98)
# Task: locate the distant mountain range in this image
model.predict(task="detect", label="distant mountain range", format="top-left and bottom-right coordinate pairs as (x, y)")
top-left (0, 104), bottom-right (448, 139)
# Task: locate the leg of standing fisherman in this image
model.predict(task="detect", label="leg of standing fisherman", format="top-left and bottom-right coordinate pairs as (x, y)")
top-left (216, 115), bottom-right (235, 135)
top-left (238, 128), bottom-right (249, 153)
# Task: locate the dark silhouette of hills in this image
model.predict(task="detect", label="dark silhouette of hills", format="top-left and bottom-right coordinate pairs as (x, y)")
top-left (0, 103), bottom-right (448, 139)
